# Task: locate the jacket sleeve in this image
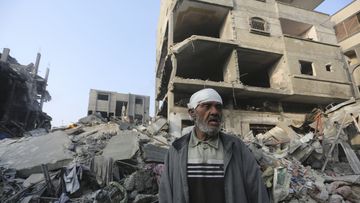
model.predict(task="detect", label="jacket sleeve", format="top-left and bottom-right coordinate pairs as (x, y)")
top-left (159, 149), bottom-right (173, 203)
top-left (242, 144), bottom-right (270, 203)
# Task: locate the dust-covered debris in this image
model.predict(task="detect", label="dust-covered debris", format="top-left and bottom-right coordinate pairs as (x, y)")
top-left (3, 99), bottom-right (360, 202)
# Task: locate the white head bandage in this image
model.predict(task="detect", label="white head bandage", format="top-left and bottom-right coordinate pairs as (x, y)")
top-left (187, 88), bottom-right (223, 109)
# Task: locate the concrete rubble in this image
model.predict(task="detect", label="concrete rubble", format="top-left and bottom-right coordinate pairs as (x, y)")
top-left (2, 99), bottom-right (360, 202)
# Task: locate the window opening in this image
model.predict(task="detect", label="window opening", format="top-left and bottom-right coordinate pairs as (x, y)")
top-left (97, 94), bottom-right (109, 101)
top-left (299, 61), bottom-right (314, 75)
top-left (326, 64), bottom-right (333, 72)
top-left (250, 17), bottom-right (266, 31)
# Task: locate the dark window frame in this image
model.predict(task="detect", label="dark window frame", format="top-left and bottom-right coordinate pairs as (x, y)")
top-left (97, 93), bottom-right (109, 101)
top-left (249, 17), bottom-right (270, 36)
top-left (299, 60), bottom-right (314, 76)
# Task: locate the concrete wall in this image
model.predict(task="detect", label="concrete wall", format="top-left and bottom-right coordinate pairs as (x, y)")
top-left (283, 37), bottom-right (353, 98)
top-left (277, 3), bottom-right (337, 44)
top-left (233, 0), bottom-right (284, 53)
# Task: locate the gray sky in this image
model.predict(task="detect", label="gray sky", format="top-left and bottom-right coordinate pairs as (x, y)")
top-left (0, 0), bottom-right (354, 126)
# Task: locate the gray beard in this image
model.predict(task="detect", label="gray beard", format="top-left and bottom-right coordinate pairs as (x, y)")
top-left (194, 116), bottom-right (221, 139)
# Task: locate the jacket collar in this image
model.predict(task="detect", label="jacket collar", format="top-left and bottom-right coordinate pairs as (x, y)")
top-left (172, 131), bottom-right (235, 152)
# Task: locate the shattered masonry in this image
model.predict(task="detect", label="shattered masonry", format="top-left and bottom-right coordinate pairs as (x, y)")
top-left (0, 48), bottom-right (51, 138)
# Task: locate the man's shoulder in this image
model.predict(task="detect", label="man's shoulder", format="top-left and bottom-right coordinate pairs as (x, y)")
top-left (220, 132), bottom-right (243, 143)
top-left (171, 133), bottom-right (191, 151)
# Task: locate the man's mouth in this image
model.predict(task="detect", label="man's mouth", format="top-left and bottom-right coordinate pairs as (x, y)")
top-left (208, 118), bottom-right (221, 126)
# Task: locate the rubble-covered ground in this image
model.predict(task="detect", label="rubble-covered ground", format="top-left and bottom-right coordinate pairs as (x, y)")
top-left (1, 99), bottom-right (360, 203)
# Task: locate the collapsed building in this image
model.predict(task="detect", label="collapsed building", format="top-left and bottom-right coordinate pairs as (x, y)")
top-left (155, 0), bottom-right (360, 137)
top-left (87, 89), bottom-right (150, 124)
top-left (0, 48), bottom-right (51, 138)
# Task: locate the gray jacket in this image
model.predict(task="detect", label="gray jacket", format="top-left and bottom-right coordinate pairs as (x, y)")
top-left (159, 132), bottom-right (270, 203)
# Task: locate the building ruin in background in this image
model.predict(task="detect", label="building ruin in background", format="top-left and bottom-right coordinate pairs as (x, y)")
top-left (87, 89), bottom-right (150, 124)
top-left (155, 0), bottom-right (359, 137)
top-left (0, 48), bottom-right (51, 138)
top-left (331, 0), bottom-right (360, 91)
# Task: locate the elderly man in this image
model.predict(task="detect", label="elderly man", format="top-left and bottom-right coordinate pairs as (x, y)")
top-left (159, 88), bottom-right (269, 203)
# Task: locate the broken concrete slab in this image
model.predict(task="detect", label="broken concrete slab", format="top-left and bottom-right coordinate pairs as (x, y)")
top-left (147, 118), bottom-right (167, 135)
top-left (142, 144), bottom-right (168, 163)
top-left (102, 130), bottom-right (139, 161)
top-left (0, 131), bottom-right (74, 177)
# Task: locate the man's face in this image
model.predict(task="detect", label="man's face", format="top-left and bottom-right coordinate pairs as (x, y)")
top-left (191, 101), bottom-right (223, 137)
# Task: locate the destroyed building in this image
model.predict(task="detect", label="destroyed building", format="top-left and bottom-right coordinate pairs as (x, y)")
top-left (88, 89), bottom-right (150, 124)
top-left (155, 0), bottom-right (359, 137)
top-left (331, 0), bottom-right (360, 91)
top-left (0, 48), bottom-right (51, 138)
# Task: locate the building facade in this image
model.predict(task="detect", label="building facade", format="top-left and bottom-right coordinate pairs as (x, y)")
top-left (155, 0), bottom-right (357, 137)
top-left (88, 89), bottom-right (150, 123)
top-left (331, 0), bottom-right (360, 90)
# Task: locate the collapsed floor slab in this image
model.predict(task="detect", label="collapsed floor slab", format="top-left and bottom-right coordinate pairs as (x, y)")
top-left (0, 131), bottom-right (74, 177)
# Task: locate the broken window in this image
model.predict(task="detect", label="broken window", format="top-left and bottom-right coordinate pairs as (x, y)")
top-left (97, 94), bottom-right (109, 101)
top-left (250, 17), bottom-right (266, 32)
top-left (326, 64), bottom-right (333, 72)
top-left (88, 110), bottom-right (93, 115)
top-left (299, 60), bottom-right (314, 76)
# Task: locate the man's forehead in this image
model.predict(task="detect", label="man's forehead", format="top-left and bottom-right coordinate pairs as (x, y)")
top-left (199, 101), bottom-right (222, 105)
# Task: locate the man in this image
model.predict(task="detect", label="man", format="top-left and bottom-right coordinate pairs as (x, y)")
top-left (159, 88), bottom-right (269, 203)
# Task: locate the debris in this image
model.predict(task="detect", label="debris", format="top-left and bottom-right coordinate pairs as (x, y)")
top-left (0, 131), bottom-right (73, 177)
top-left (3, 99), bottom-right (360, 202)
top-left (102, 130), bottom-right (139, 161)
top-left (142, 144), bottom-right (168, 163)
top-left (147, 118), bottom-right (167, 135)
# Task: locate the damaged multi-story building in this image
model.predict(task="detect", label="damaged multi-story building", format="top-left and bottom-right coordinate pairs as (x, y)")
top-left (331, 0), bottom-right (360, 91)
top-left (155, 0), bottom-right (360, 137)
top-left (87, 89), bottom-right (150, 124)
top-left (0, 48), bottom-right (51, 138)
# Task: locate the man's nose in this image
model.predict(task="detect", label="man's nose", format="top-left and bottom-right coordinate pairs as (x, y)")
top-left (209, 105), bottom-right (221, 115)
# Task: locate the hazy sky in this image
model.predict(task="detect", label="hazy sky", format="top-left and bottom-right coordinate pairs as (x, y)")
top-left (0, 0), bottom-right (354, 126)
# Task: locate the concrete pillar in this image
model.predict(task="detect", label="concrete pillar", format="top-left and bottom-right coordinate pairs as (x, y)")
top-left (168, 10), bottom-right (174, 49)
top-left (1, 48), bottom-right (10, 62)
top-left (40, 68), bottom-right (50, 110)
top-left (33, 53), bottom-right (41, 76)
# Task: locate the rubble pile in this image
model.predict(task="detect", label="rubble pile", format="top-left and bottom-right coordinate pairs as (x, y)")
top-left (0, 114), bottom-right (169, 203)
top-left (242, 99), bottom-right (360, 202)
top-left (1, 99), bottom-right (360, 202)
